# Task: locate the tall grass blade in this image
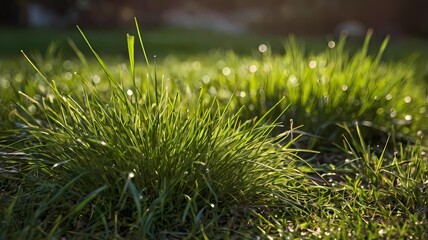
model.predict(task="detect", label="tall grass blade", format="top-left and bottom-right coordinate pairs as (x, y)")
top-left (68, 39), bottom-right (88, 67)
top-left (134, 17), bottom-right (150, 69)
top-left (76, 26), bottom-right (118, 86)
top-left (127, 34), bottom-right (136, 83)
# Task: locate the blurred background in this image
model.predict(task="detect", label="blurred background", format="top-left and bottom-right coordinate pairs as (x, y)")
top-left (1, 0), bottom-right (428, 37)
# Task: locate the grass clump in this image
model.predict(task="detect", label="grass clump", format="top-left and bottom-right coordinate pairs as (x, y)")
top-left (0, 25), bottom-right (315, 239)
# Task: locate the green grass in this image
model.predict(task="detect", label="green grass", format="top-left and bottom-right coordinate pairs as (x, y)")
top-left (1, 22), bottom-right (427, 239)
top-left (0, 27), bottom-right (287, 58)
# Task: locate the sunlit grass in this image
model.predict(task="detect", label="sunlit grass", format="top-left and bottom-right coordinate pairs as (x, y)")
top-left (152, 33), bottom-right (427, 147)
top-left (0, 21), bottom-right (427, 239)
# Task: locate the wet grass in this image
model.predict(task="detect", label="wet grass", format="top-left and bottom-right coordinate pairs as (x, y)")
top-left (0, 22), bottom-right (427, 239)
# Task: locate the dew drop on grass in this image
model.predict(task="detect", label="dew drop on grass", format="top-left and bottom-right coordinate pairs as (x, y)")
top-left (309, 60), bottom-right (317, 69)
top-left (100, 141), bottom-right (107, 146)
top-left (128, 172), bottom-right (135, 178)
top-left (328, 41), bottom-right (336, 48)
top-left (127, 89), bottom-right (133, 96)
top-left (53, 160), bottom-right (71, 168)
top-left (386, 93), bottom-right (393, 101)
top-left (341, 84), bottom-right (348, 91)
top-left (404, 115), bottom-right (412, 121)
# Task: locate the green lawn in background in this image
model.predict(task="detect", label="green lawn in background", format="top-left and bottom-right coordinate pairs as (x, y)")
top-left (0, 27), bottom-right (284, 57)
top-left (0, 26), bottom-right (427, 239)
top-left (1, 27), bottom-right (428, 59)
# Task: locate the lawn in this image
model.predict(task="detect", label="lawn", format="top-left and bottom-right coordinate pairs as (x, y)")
top-left (1, 22), bottom-right (427, 239)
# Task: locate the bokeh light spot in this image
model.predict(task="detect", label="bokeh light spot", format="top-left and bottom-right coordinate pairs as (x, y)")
top-left (258, 44), bottom-right (268, 53)
top-left (62, 60), bottom-right (73, 69)
top-left (222, 67), bottom-right (231, 76)
top-left (249, 64), bottom-right (258, 73)
top-left (0, 79), bottom-right (10, 89)
top-left (92, 75), bottom-right (101, 84)
top-left (288, 74), bottom-right (298, 86)
top-left (404, 96), bottom-right (412, 103)
top-left (65, 72), bottom-right (73, 80)
top-left (202, 75), bottom-right (211, 84)
top-left (127, 89), bottom-right (133, 96)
